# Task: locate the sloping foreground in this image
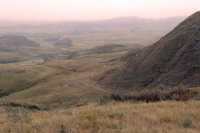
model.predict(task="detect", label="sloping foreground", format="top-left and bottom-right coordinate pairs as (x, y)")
top-left (0, 101), bottom-right (200, 133)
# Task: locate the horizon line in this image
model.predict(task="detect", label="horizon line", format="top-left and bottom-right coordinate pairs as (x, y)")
top-left (0, 15), bottom-right (187, 25)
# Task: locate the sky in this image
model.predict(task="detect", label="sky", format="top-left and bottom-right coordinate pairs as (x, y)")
top-left (0, 0), bottom-right (199, 22)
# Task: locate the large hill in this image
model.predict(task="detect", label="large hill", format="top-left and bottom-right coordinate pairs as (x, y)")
top-left (100, 11), bottom-right (200, 90)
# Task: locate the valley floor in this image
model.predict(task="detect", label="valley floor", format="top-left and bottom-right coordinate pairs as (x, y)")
top-left (0, 101), bottom-right (200, 133)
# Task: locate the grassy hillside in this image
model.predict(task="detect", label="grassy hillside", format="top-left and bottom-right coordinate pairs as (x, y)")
top-left (0, 49), bottom-right (126, 109)
top-left (0, 101), bottom-right (200, 133)
top-left (100, 11), bottom-right (200, 90)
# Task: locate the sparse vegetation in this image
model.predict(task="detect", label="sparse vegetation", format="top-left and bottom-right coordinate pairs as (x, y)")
top-left (182, 117), bottom-right (193, 128)
top-left (0, 9), bottom-right (199, 133)
top-left (0, 101), bottom-right (200, 133)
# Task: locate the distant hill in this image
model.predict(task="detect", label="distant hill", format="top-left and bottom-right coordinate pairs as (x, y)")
top-left (0, 35), bottom-right (39, 51)
top-left (53, 37), bottom-right (73, 48)
top-left (100, 11), bottom-right (200, 90)
top-left (0, 16), bottom-right (184, 48)
top-left (0, 35), bottom-right (42, 63)
top-left (0, 16), bottom-right (184, 34)
top-left (84, 44), bottom-right (130, 54)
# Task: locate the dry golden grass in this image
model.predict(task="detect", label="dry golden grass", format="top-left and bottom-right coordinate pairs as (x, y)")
top-left (0, 101), bottom-right (200, 133)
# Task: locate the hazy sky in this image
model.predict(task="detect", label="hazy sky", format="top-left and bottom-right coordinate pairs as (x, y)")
top-left (0, 0), bottom-right (199, 22)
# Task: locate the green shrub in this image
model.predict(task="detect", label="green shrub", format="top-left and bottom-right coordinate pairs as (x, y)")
top-left (182, 117), bottom-right (193, 128)
top-left (97, 95), bottom-right (111, 105)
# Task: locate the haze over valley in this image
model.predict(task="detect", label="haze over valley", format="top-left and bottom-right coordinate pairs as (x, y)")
top-left (0, 1), bottom-right (199, 132)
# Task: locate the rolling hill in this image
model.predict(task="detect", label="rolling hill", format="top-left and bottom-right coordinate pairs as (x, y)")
top-left (0, 35), bottom-right (39, 50)
top-left (0, 47), bottom-right (127, 109)
top-left (0, 35), bottom-right (41, 63)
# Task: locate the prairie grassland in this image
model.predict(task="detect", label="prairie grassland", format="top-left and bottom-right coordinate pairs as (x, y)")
top-left (0, 101), bottom-right (200, 133)
top-left (0, 51), bottom-right (124, 108)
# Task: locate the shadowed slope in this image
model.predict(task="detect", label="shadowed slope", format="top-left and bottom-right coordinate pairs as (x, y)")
top-left (100, 11), bottom-right (200, 90)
